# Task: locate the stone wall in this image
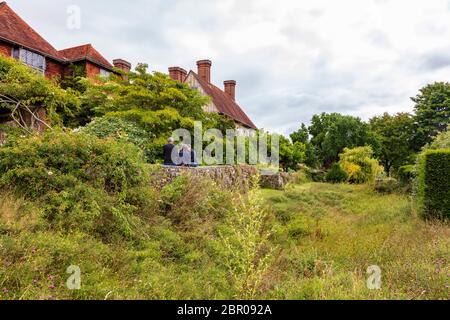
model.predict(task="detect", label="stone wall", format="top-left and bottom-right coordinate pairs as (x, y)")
top-left (259, 172), bottom-right (294, 190)
top-left (153, 165), bottom-right (296, 191)
top-left (153, 165), bottom-right (259, 192)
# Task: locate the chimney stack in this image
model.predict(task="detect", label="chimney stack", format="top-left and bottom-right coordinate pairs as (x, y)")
top-left (224, 80), bottom-right (236, 101)
top-left (113, 59), bottom-right (132, 73)
top-left (197, 59), bottom-right (212, 83)
top-left (168, 67), bottom-right (187, 82)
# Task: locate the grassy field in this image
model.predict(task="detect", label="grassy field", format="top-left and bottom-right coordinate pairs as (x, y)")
top-left (260, 183), bottom-right (449, 299)
top-left (1, 181), bottom-right (448, 300)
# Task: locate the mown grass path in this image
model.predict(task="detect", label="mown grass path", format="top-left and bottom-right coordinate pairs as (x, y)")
top-left (260, 183), bottom-right (449, 299)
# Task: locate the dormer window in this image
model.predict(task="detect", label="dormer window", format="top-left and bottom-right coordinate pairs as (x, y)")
top-left (99, 68), bottom-right (111, 78)
top-left (12, 48), bottom-right (46, 73)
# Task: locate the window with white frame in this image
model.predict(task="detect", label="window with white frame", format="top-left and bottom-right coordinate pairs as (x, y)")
top-left (100, 68), bottom-right (111, 78)
top-left (12, 48), bottom-right (46, 73)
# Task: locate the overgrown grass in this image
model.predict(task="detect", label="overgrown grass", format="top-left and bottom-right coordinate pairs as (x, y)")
top-left (1, 181), bottom-right (448, 300)
top-left (261, 183), bottom-right (449, 299)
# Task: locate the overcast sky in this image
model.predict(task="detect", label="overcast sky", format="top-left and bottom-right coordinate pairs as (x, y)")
top-left (6, 0), bottom-right (450, 134)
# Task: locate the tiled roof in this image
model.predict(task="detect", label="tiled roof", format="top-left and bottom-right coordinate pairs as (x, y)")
top-left (190, 71), bottom-right (257, 129)
top-left (0, 1), bottom-right (61, 60)
top-left (59, 44), bottom-right (114, 70)
top-left (0, 2), bottom-right (113, 70)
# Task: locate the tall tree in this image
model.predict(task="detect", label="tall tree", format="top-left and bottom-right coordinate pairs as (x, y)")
top-left (290, 123), bottom-right (318, 168)
top-left (412, 82), bottom-right (450, 149)
top-left (308, 113), bottom-right (378, 167)
top-left (369, 112), bottom-right (415, 175)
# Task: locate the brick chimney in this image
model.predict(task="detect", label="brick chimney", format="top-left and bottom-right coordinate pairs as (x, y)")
top-left (197, 59), bottom-right (212, 83)
top-left (224, 80), bottom-right (236, 101)
top-left (168, 67), bottom-right (187, 82)
top-left (113, 59), bottom-right (132, 73)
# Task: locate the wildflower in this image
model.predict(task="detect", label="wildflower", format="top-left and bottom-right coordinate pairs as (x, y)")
top-left (48, 171), bottom-right (54, 176)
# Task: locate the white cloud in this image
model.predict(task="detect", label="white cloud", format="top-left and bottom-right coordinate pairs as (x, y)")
top-left (6, 0), bottom-right (450, 135)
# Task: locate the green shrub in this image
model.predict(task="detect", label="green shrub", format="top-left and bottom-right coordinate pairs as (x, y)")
top-left (339, 146), bottom-right (384, 184)
top-left (80, 117), bottom-right (151, 159)
top-left (325, 163), bottom-right (349, 183)
top-left (0, 130), bottom-right (157, 240)
top-left (417, 149), bottom-right (450, 219)
top-left (160, 174), bottom-right (234, 231)
top-left (374, 177), bottom-right (399, 193)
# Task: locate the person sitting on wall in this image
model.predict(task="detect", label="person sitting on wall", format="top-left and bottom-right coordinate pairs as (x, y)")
top-left (163, 137), bottom-right (177, 166)
top-left (179, 144), bottom-right (198, 167)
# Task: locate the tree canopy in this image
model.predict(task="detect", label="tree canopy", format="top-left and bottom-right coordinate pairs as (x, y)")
top-left (412, 82), bottom-right (450, 149)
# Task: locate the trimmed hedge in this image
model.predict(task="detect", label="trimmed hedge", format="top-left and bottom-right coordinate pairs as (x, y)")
top-left (417, 149), bottom-right (450, 219)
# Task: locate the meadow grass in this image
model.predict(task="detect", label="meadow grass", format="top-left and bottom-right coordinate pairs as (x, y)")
top-left (0, 182), bottom-right (448, 300)
top-left (260, 183), bottom-right (449, 299)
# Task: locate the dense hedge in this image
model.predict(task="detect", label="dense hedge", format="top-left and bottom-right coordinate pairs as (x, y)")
top-left (417, 149), bottom-right (450, 219)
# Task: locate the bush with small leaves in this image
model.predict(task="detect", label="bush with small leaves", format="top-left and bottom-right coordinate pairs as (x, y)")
top-left (325, 163), bottom-right (349, 183)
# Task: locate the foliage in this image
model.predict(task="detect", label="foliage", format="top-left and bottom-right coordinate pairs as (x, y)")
top-left (416, 149), bottom-right (450, 220)
top-left (411, 82), bottom-right (450, 149)
top-left (374, 178), bottom-right (399, 194)
top-left (217, 187), bottom-right (275, 299)
top-left (160, 174), bottom-right (233, 231)
top-left (425, 125), bottom-right (450, 150)
top-left (308, 113), bottom-right (379, 167)
top-left (279, 135), bottom-right (306, 171)
top-left (0, 56), bottom-right (80, 126)
top-left (325, 163), bottom-right (349, 183)
top-left (82, 63), bottom-right (209, 120)
top-left (0, 130), bottom-right (156, 241)
top-left (80, 116), bottom-right (151, 158)
top-left (397, 165), bottom-right (416, 186)
top-left (338, 147), bottom-right (384, 184)
top-left (290, 123), bottom-right (309, 144)
top-left (369, 112), bottom-right (415, 175)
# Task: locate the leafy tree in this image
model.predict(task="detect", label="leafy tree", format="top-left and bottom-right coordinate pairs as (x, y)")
top-left (338, 146), bottom-right (384, 184)
top-left (425, 125), bottom-right (450, 150)
top-left (290, 123), bottom-right (318, 168)
top-left (290, 123), bottom-right (309, 144)
top-left (279, 135), bottom-right (306, 171)
top-left (83, 63), bottom-right (209, 120)
top-left (0, 56), bottom-right (80, 128)
top-left (308, 113), bottom-right (378, 167)
top-left (369, 112), bottom-right (415, 175)
top-left (412, 82), bottom-right (450, 149)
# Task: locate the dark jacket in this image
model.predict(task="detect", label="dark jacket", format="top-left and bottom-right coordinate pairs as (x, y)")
top-left (163, 143), bottom-right (176, 165)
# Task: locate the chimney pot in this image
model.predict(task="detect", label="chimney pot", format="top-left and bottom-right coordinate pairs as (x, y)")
top-left (169, 67), bottom-right (187, 82)
top-left (113, 59), bottom-right (132, 73)
top-left (197, 59), bottom-right (212, 83)
top-left (224, 80), bottom-right (236, 101)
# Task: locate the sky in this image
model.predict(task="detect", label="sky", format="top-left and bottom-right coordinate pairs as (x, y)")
top-left (6, 0), bottom-right (450, 135)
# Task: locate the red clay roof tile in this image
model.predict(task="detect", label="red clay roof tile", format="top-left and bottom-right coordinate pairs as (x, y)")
top-left (0, 2), bottom-right (113, 70)
top-left (0, 1), bottom-right (61, 60)
top-left (59, 44), bottom-right (114, 70)
top-left (190, 71), bottom-right (257, 129)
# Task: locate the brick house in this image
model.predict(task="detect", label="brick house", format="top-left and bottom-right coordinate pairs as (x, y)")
top-left (0, 1), bottom-right (131, 134)
top-left (0, 1), bottom-right (131, 79)
top-left (169, 60), bottom-right (257, 135)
